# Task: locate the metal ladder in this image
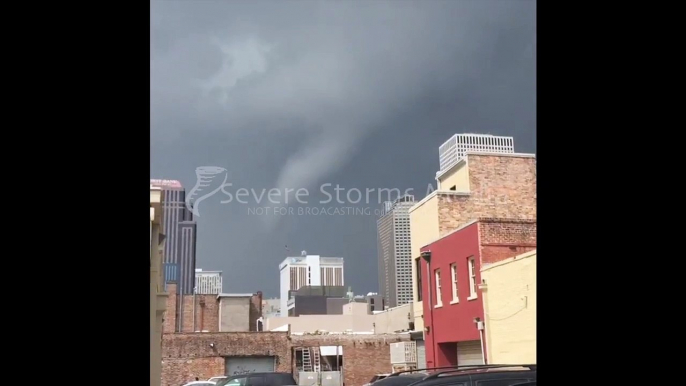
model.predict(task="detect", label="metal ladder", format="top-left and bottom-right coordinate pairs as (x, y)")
top-left (302, 348), bottom-right (312, 372)
top-left (312, 347), bottom-right (321, 372)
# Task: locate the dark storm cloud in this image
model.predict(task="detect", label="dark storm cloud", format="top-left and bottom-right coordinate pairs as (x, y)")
top-left (150, 0), bottom-right (536, 295)
top-left (152, 0), bottom-right (533, 192)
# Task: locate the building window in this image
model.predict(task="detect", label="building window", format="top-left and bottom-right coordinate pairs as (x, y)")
top-left (435, 269), bottom-right (442, 307)
top-left (468, 257), bottom-right (477, 299)
top-left (450, 263), bottom-right (459, 303)
top-left (416, 258), bottom-right (422, 301)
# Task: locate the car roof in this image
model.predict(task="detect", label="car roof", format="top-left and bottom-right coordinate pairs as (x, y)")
top-left (230, 372), bottom-right (291, 376)
top-left (183, 382), bottom-right (216, 386)
top-left (408, 365), bottom-right (536, 386)
top-left (372, 373), bottom-right (427, 386)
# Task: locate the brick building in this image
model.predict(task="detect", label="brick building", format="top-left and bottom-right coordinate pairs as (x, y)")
top-left (161, 281), bottom-right (411, 386)
top-left (163, 283), bottom-right (263, 333)
top-left (409, 151), bottom-right (537, 362)
top-left (419, 218), bottom-right (536, 367)
top-left (161, 332), bottom-right (410, 386)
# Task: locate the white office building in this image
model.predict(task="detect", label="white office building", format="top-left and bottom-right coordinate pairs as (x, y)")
top-left (195, 268), bottom-right (222, 294)
top-left (278, 251), bottom-right (344, 315)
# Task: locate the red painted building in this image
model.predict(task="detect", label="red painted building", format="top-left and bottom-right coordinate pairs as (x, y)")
top-left (420, 219), bottom-right (536, 368)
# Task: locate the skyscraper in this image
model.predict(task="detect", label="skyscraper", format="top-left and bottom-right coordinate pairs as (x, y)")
top-left (377, 195), bottom-right (415, 308)
top-left (278, 251), bottom-right (344, 316)
top-left (150, 179), bottom-right (197, 331)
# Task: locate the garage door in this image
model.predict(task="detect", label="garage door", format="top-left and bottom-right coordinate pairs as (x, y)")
top-left (416, 340), bottom-right (427, 369)
top-left (456, 341), bottom-right (483, 366)
top-left (226, 356), bottom-right (276, 376)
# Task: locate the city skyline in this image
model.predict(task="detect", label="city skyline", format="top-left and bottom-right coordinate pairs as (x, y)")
top-left (151, 0), bottom-right (536, 297)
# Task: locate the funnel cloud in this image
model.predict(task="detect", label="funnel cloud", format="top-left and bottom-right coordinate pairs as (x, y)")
top-left (150, 0), bottom-right (536, 295)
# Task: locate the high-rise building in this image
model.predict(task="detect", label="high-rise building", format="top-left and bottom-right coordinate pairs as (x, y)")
top-left (377, 195), bottom-right (415, 308)
top-left (195, 268), bottom-right (222, 294)
top-left (278, 251), bottom-right (344, 316)
top-left (151, 179), bottom-right (197, 332)
top-left (151, 179), bottom-right (197, 296)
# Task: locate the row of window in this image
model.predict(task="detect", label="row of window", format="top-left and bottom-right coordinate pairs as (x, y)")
top-left (416, 257), bottom-right (478, 306)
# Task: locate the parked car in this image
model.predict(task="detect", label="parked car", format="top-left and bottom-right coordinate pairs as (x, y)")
top-left (363, 373), bottom-right (390, 386)
top-left (209, 377), bottom-right (228, 383)
top-left (380, 364), bottom-right (536, 386)
top-left (215, 372), bottom-right (297, 386)
top-left (181, 381), bottom-right (217, 386)
top-left (369, 373), bottom-right (426, 386)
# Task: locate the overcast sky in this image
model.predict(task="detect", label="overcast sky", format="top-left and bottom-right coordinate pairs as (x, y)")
top-left (150, 0), bottom-right (536, 298)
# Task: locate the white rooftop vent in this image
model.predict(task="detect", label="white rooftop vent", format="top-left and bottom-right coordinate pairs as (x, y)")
top-left (438, 133), bottom-right (515, 174)
top-left (301, 250), bottom-right (307, 256)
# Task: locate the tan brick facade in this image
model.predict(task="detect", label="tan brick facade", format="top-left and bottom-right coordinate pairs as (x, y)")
top-left (164, 286), bottom-right (264, 333)
top-left (437, 154), bottom-right (536, 236)
top-left (162, 333), bottom-right (410, 386)
top-left (180, 293), bottom-right (221, 332)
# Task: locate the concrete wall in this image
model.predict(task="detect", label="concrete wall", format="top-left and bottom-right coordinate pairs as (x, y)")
top-left (481, 250), bottom-right (536, 364)
top-left (267, 303), bottom-right (413, 334)
top-left (220, 297), bottom-right (251, 332)
top-left (267, 314), bottom-right (376, 334)
top-left (437, 159), bottom-right (470, 191)
top-left (374, 303), bottom-right (413, 333)
top-left (342, 302), bottom-right (368, 315)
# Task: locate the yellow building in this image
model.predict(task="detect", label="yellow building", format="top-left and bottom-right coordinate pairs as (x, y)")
top-left (150, 186), bottom-right (168, 386)
top-left (480, 250), bottom-right (536, 364)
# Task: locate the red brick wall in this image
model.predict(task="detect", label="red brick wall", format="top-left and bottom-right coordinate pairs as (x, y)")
top-left (479, 219), bottom-right (536, 265)
top-left (161, 333), bottom-right (410, 386)
top-left (162, 357), bottom-right (224, 386)
top-left (438, 154), bottom-right (536, 236)
top-left (164, 283), bottom-right (177, 333)
top-left (181, 294), bottom-right (220, 332)
top-left (162, 332), bottom-right (291, 386)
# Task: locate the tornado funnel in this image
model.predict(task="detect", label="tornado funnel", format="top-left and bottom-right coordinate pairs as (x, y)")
top-left (185, 166), bottom-right (229, 217)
